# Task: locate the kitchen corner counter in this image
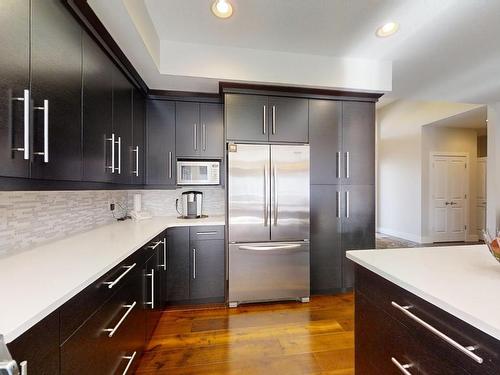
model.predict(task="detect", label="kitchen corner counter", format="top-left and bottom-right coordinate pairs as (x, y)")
top-left (0, 216), bottom-right (225, 343)
top-left (347, 244), bottom-right (500, 341)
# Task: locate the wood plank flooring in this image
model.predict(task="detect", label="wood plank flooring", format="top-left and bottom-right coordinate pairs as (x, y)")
top-left (135, 294), bottom-right (354, 375)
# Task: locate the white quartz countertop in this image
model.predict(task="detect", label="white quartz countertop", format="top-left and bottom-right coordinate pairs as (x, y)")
top-left (347, 245), bottom-right (500, 341)
top-left (0, 216), bottom-right (225, 343)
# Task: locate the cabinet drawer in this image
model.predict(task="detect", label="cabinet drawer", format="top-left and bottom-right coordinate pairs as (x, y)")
top-left (61, 271), bottom-right (140, 375)
top-left (356, 293), bottom-right (469, 375)
top-left (189, 225), bottom-right (224, 241)
top-left (356, 266), bottom-right (500, 375)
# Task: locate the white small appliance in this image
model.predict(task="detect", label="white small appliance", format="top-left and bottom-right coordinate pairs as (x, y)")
top-left (177, 160), bottom-right (220, 185)
top-left (130, 194), bottom-right (152, 221)
top-left (176, 191), bottom-right (204, 218)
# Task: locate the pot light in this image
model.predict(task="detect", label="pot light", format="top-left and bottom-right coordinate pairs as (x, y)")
top-left (212, 0), bottom-right (233, 19)
top-left (376, 22), bottom-right (399, 38)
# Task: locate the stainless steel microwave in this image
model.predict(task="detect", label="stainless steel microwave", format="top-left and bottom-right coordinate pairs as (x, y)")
top-left (177, 161), bottom-right (220, 185)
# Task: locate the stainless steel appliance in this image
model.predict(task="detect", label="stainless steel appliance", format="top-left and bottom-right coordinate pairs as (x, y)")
top-left (177, 160), bottom-right (220, 185)
top-left (176, 191), bottom-right (204, 218)
top-left (0, 335), bottom-right (26, 375)
top-left (228, 144), bottom-right (310, 306)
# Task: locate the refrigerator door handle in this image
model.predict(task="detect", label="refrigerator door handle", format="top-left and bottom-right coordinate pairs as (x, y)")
top-left (273, 165), bottom-right (278, 225)
top-left (264, 165), bottom-right (269, 227)
top-left (238, 244), bottom-right (302, 251)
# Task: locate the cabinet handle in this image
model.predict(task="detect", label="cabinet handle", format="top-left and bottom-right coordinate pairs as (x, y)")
top-left (263, 105), bottom-right (267, 134)
top-left (391, 301), bottom-right (483, 364)
top-left (202, 123), bottom-right (206, 151)
top-left (146, 269), bottom-right (154, 309)
top-left (132, 146), bottom-right (139, 176)
top-left (116, 136), bottom-right (122, 174)
top-left (345, 191), bottom-right (350, 218)
top-left (272, 105), bottom-right (276, 134)
top-left (121, 351), bottom-right (137, 375)
top-left (103, 301), bottom-right (137, 337)
top-left (168, 151), bottom-right (172, 179)
top-left (33, 99), bottom-right (49, 163)
top-left (336, 191), bottom-right (340, 218)
top-left (196, 231), bottom-right (218, 235)
top-left (11, 89), bottom-right (30, 160)
top-left (103, 263), bottom-right (137, 289)
top-left (345, 151), bottom-right (350, 179)
top-left (193, 123), bottom-right (197, 150)
top-left (336, 151), bottom-right (341, 179)
top-left (193, 248), bottom-right (196, 279)
top-left (158, 238), bottom-right (167, 271)
top-left (391, 357), bottom-right (413, 375)
top-left (106, 133), bottom-right (115, 173)
top-left (148, 240), bottom-right (163, 250)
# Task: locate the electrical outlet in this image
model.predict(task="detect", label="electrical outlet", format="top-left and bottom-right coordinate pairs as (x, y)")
top-left (110, 203), bottom-right (115, 211)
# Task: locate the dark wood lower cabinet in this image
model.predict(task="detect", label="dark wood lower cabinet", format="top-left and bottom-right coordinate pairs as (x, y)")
top-left (355, 265), bottom-right (500, 375)
top-left (190, 239), bottom-right (225, 301)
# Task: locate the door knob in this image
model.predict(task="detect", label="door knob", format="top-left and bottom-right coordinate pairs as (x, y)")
top-left (445, 202), bottom-right (450, 205)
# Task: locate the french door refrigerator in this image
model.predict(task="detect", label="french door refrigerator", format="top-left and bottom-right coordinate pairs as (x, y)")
top-left (228, 143), bottom-right (310, 306)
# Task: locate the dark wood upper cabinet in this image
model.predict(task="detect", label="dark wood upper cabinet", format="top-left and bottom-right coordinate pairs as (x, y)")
top-left (342, 101), bottom-right (375, 185)
top-left (112, 67), bottom-right (133, 184)
top-left (225, 94), bottom-right (269, 142)
top-left (176, 101), bottom-right (200, 157)
top-left (146, 100), bottom-right (175, 186)
top-left (0, 0), bottom-right (30, 178)
top-left (30, 0), bottom-right (82, 181)
top-left (82, 33), bottom-right (114, 183)
top-left (200, 103), bottom-right (223, 158)
top-left (131, 89), bottom-right (145, 184)
top-left (309, 100), bottom-right (342, 185)
top-left (268, 96), bottom-right (308, 143)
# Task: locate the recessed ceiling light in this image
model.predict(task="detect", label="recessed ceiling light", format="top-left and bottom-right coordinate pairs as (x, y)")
top-left (376, 22), bottom-right (399, 38)
top-left (212, 0), bottom-right (233, 19)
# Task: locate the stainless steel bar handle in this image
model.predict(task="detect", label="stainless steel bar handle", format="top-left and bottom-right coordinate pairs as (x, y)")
top-left (11, 89), bottom-right (30, 160)
top-left (345, 151), bottom-right (350, 179)
top-left (146, 269), bottom-right (154, 309)
top-left (168, 151), bottom-right (173, 179)
top-left (33, 100), bottom-right (49, 163)
top-left (272, 105), bottom-right (276, 134)
top-left (264, 165), bottom-right (268, 227)
top-left (336, 152), bottom-right (341, 179)
top-left (345, 191), bottom-right (350, 218)
top-left (193, 248), bottom-right (196, 279)
top-left (263, 105), bottom-right (267, 134)
top-left (148, 240), bottom-right (163, 250)
top-left (239, 244), bottom-right (302, 251)
top-left (106, 133), bottom-right (115, 173)
top-left (116, 136), bottom-right (122, 174)
top-left (121, 351), bottom-right (137, 375)
top-left (157, 239), bottom-right (167, 270)
top-left (273, 165), bottom-right (278, 225)
top-left (391, 357), bottom-right (413, 375)
top-left (196, 231), bottom-right (218, 235)
top-left (103, 301), bottom-right (137, 337)
top-left (20, 361), bottom-right (27, 375)
top-left (391, 301), bottom-right (483, 364)
top-left (202, 123), bottom-right (206, 151)
top-left (336, 191), bottom-right (340, 218)
top-left (103, 263), bottom-right (137, 289)
top-left (193, 123), bottom-right (197, 150)
top-left (132, 146), bottom-right (139, 176)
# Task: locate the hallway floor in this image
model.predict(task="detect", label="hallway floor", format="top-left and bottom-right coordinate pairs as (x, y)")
top-left (136, 294), bottom-right (355, 375)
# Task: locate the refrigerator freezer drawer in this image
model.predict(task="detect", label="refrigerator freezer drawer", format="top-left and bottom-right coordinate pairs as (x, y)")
top-left (228, 242), bottom-right (310, 304)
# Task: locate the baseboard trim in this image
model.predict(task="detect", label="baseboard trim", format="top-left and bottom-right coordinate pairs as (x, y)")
top-left (377, 227), bottom-right (423, 243)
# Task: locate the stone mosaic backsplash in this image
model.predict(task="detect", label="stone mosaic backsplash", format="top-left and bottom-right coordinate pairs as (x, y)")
top-left (0, 187), bottom-right (225, 256)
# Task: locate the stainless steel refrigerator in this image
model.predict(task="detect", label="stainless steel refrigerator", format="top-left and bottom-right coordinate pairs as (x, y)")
top-left (227, 143), bottom-right (310, 306)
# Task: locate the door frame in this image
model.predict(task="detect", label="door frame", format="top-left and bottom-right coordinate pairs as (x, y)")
top-left (428, 152), bottom-right (470, 243)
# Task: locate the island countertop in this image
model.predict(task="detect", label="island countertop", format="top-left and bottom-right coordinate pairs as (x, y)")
top-left (347, 244), bottom-right (500, 341)
top-left (0, 215), bottom-right (225, 343)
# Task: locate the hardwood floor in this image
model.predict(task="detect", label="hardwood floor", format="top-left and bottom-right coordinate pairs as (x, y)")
top-left (135, 294), bottom-right (354, 375)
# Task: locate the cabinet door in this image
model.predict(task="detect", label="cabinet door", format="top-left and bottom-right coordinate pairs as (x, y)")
top-left (82, 33), bottom-right (113, 183)
top-left (310, 185), bottom-right (342, 294)
top-left (131, 89), bottom-right (145, 184)
top-left (176, 101), bottom-right (200, 157)
top-left (30, 0), bottom-right (82, 181)
top-left (200, 103), bottom-right (223, 158)
top-left (166, 227), bottom-right (190, 302)
top-left (309, 100), bottom-right (342, 185)
top-left (112, 67), bottom-right (133, 184)
top-left (268, 96), bottom-right (309, 143)
top-left (341, 185), bottom-right (375, 289)
top-left (190, 240), bottom-right (225, 301)
top-left (0, 0), bottom-right (30, 178)
top-left (146, 100), bottom-right (176, 185)
top-left (342, 101), bottom-right (375, 185)
top-left (145, 250), bottom-right (162, 341)
top-left (225, 94), bottom-right (269, 142)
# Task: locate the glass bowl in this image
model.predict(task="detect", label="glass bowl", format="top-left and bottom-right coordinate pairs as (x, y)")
top-left (482, 230), bottom-right (500, 262)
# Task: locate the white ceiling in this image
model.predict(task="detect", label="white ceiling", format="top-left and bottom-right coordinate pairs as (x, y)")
top-left (89, 0), bottom-right (500, 103)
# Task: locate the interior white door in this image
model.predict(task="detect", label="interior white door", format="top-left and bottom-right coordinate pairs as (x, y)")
top-left (476, 158), bottom-right (487, 236)
top-left (431, 155), bottom-right (468, 242)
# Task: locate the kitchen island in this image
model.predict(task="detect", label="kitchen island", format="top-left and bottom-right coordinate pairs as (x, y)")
top-left (347, 245), bottom-right (500, 374)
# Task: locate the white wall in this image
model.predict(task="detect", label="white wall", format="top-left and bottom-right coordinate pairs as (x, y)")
top-left (377, 100), bottom-right (483, 242)
top-left (420, 126), bottom-right (478, 242)
top-left (487, 103), bottom-right (500, 234)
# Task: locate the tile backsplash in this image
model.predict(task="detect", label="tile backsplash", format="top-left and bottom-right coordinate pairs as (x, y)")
top-left (0, 187), bottom-right (225, 257)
